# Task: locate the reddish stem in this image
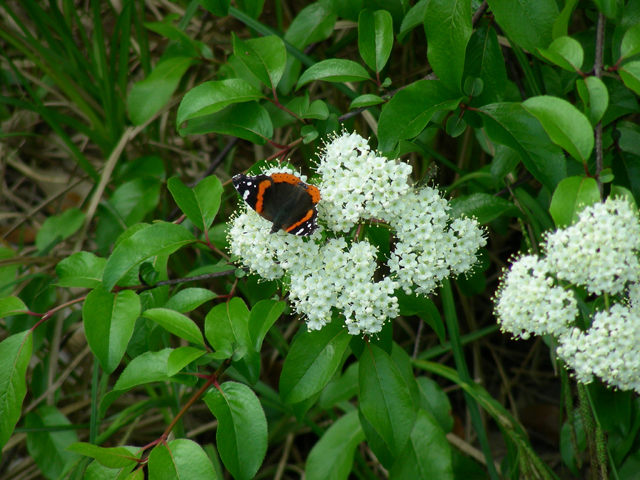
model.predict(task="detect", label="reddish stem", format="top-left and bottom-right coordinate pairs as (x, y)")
top-left (30, 296), bottom-right (87, 331)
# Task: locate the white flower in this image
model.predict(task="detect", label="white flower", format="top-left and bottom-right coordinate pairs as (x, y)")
top-left (316, 131), bottom-right (412, 232)
top-left (558, 304), bottom-right (640, 393)
top-left (545, 197), bottom-right (640, 295)
top-left (388, 189), bottom-right (486, 295)
top-left (494, 255), bottom-right (578, 339)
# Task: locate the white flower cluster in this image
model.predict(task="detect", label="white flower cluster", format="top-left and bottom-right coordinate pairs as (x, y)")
top-left (545, 199), bottom-right (640, 295)
top-left (558, 303), bottom-right (640, 391)
top-left (289, 239), bottom-right (398, 334)
top-left (316, 131), bottom-right (413, 231)
top-left (494, 255), bottom-right (578, 340)
top-left (495, 197), bottom-right (640, 392)
top-left (388, 189), bottom-right (487, 294)
top-left (228, 132), bottom-right (486, 335)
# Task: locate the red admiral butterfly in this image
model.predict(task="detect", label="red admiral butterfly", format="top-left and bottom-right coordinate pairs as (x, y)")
top-left (232, 172), bottom-right (321, 236)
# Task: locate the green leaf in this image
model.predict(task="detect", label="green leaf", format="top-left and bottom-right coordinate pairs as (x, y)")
top-left (359, 344), bottom-right (417, 456)
top-left (601, 75), bottom-right (640, 126)
top-left (306, 100), bottom-right (330, 120)
top-left (399, 0), bottom-right (429, 43)
top-left (553, 0), bottom-right (579, 39)
top-left (377, 80), bottom-right (461, 152)
top-left (128, 56), bottom-right (193, 126)
top-left (576, 77), bottom-right (609, 126)
top-left (488, 0), bottom-right (558, 56)
top-left (203, 382), bottom-right (267, 480)
top-left (396, 292), bottom-right (446, 345)
top-left (350, 94), bottom-right (384, 109)
top-left (549, 176), bottom-right (600, 228)
top-left (618, 121), bottom-right (640, 157)
top-left (599, 168), bottom-right (614, 183)
top-left (179, 101), bottom-right (273, 144)
top-left (148, 439), bottom-right (219, 480)
top-left (621, 23), bottom-right (640, 61)
top-left (142, 308), bottom-right (205, 346)
top-left (613, 123), bottom-right (640, 205)
top-left (301, 125), bottom-right (319, 144)
top-left (620, 61), bottom-right (640, 96)
top-left (67, 443), bottom-right (141, 469)
top-left (417, 377), bottom-right (454, 432)
top-left (445, 115), bottom-right (466, 137)
top-left (388, 410), bottom-right (454, 479)
top-left (176, 79), bottom-right (264, 126)
top-left (424, 0), bottom-right (472, 91)
top-left (0, 248), bottom-right (18, 294)
top-left (358, 9), bottom-right (394, 73)
top-left (305, 410), bottom-right (365, 480)
top-left (26, 406), bottom-right (80, 479)
top-left (232, 34), bottom-right (286, 89)
top-left (100, 349), bottom-right (173, 416)
top-left (84, 446), bottom-right (139, 479)
top-left (56, 251), bottom-right (106, 289)
top-left (463, 77), bottom-right (483, 97)
top-left (35, 207), bottom-right (85, 252)
top-left (83, 288), bottom-right (141, 374)
top-left (205, 297), bottom-right (250, 354)
top-left (164, 287), bottom-right (217, 313)
top-left (0, 296), bottom-right (28, 319)
top-left (593, 0), bottom-right (619, 20)
top-left (198, 0), bottom-right (230, 17)
top-left (248, 299), bottom-right (285, 351)
top-left (205, 297), bottom-right (260, 383)
top-left (280, 320), bottom-right (351, 404)
top-left (319, 362), bottom-right (359, 409)
top-left (144, 16), bottom-right (200, 57)
top-left (522, 95), bottom-right (594, 163)
top-left (284, 3), bottom-right (337, 50)
top-left (0, 330), bottom-right (32, 451)
top-left (490, 145), bottom-right (521, 182)
top-left (103, 222), bottom-right (195, 291)
top-left (235, 0), bottom-right (265, 19)
top-left (109, 177), bottom-right (161, 227)
top-left (448, 193), bottom-right (519, 224)
top-left (358, 409), bottom-right (394, 468)
top-left (538, 36), bottom-right (584, 72)
top-left (168, 175), bottom-right (223, 231)
top-left (296, 59), bottom-right (371, 89)
top-left (167, 346), bottom-right (206, 376)
top-left (390, 343), bottom-right (422, 410)
top-left (479, 102), bottom-right (567, 191)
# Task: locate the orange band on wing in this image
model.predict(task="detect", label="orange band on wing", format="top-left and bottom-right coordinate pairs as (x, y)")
top-left (306, 185), bottom-right (321, 204)
top-left (255, 179), bottom-right (272, 213)
top-left (285, 209), bottom-right (315, 232)
top-left (270, 173), bottom-right (301, 185)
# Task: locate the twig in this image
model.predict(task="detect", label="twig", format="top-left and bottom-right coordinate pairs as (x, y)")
top-left (594, 12), bottom-right (605, 198)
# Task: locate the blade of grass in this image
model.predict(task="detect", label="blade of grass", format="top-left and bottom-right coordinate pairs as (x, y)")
top-left (133, 0), bottom-right (152, 75)
top-left (92, 0), bottom-right (119, 142)
top-left (440, 279), bottom-right (499, 480)
top-left (0, 21), bottom-right (108, 139)
top-left (418, 324), bottom-right (500, 360)
top-left (114, 1), bottom-right (133, 103)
